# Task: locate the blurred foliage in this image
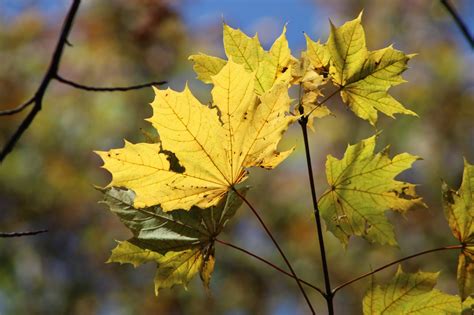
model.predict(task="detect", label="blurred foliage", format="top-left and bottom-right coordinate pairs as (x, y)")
top-left (0, 0), bottom-right (473, 314)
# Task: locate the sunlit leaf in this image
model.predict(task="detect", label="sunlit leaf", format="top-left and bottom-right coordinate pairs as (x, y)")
top-left (319, 135), bottom-right (425, 246)
top-left (190, 24), bottom-right (292, 94)
top-left (363, 265), bottom-right (471, 314)
top-left (97, 61), bottom-right (294, 211)
top-left (109, 241), bottom-right (205, 296)
top-left (304, 34), bottom-right (330, 69)
top-left (442, 159), bottom-right (474, 301)
top-left (305, 12), bottom-right (417, 125)
top-left (188, 54), bottom-right (226, 84)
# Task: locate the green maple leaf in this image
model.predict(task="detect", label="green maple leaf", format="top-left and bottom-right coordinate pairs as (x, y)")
top-left (319, 135), bottom-right (425, 246)
top-left (189, 23), bottom-right (292, 94)
top-left (102, 186), bottom-right (247, 296)
top-left (442, 159), bottom-right (474, 301)
top-left (305, 12), bottom-right (417, 125)
top-left (363, 265), bottom-right (473, 314)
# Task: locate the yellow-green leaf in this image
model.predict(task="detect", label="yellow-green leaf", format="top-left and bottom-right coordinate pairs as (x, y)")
top-left (189, 24), bottom-right (292, 94)
top-left (188, 53), bottom-right (226, 84)
top-left (363, 265), bottom-right (467, 314)
top-left (266, 25), bottom-right (292, 87)
top-left (108, 240), bottom-right (162, 267)
top-left (319, 135), bottom-right (425, 246)
top-left (327, 12), bottom-right (367, 86)
top-left (305, 34), bottom-right (330, 69)
top-left (458, 250), bottom-right (474, 302)
top-left (442, 159), bottom-right (474, 300)
top-left (223, 23), bottom-right (269, 94)
top-left (97, 61), bottom-right (293, 211)
top-left (103, 187), bottom-right (247, 295)
top-left (326, 13), bottom-right (417, 125)
top-left (108, 241), bottom-right (204, 296)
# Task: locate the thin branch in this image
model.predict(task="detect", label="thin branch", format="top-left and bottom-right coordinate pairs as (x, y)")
top-left (55, 74), bottom-right (166, 92)
top-left (0, 0), bottom-right (168, 162)
top-left (298, 82), bottom-right (340, 314)
top-left (232, 187), bottom-right (316, 314)
top-left (0, 96), bottom-right (35, 116)
top-left (0, 0), bottom-right (82, 163)
top-left (0, 229), bottom-right (48, 238)
top-left (215, 238), bottom-right (325, 296)
top-left (332, 244), bottom-right (463, 294)
top-left (298, 115), bottom-right (334, 315)
top-left (441, 0), bottom-right (474, 48)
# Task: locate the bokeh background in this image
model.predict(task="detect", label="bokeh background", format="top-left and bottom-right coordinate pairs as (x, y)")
top-left (1, 0), bottom-right (473, 314)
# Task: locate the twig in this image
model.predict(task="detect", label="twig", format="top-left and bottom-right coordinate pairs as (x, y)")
top-left (298, 115), bottom-right (334, 315)
top-left (215, 238), bottom-right (325, 296)
top-left (0, 0), bottom-right (82, 163)
top-left (0, 229), bottom-right (48, 238)
top-left (440, 0), bottom-right (474, 48)
top-left (232, 187), bottom-right (316, 314)
top-left (332, 244), bottom-right (463, 294)
top-left (55, 75), bottom-right (166, 92)
top-left (298, 81), bottom-right (340, 314)
top-left (0, 97), bottom-right (35, 116)
top-left (0, 0), bottom-right (168, 163)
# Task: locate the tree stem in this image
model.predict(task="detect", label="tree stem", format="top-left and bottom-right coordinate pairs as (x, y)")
top-left (232, 187), bottom-right (316, 314)
top-left (298, 117), bottom-right (334, 314)
top-left (332, 244), bottom-right (463, 294)
top-left (215, 238), bottom-right (325, 296)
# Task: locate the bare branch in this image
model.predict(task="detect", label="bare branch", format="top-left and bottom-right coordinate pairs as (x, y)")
top-left (332, 244), bottom-right (463, 294)
top-left (0, 229), bottom-right (48, 238)
top-left (55, 74), bottom-right (166, 92)
top-left (216, 238), bottom-right (325, 296)
top-left (0, 96), bottom-right (35, 116)
top-left (0, 0), bottom-right (82, 163)
top-left (441, 0), bottom-right (474, 49)
top-left (232, 187), bottom-right (316, 314)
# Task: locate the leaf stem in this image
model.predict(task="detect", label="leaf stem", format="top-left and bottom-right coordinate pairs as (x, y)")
top-left (215, 238), bottom-right (325, 296)
top-left (298, 116), bottom-right (334, 315)
top-left (332, 244), bottom-right (463, 294)
top-left (304, 87), bottom-right (342, 118)
top-left (232, 187), bottom-right (316, 314)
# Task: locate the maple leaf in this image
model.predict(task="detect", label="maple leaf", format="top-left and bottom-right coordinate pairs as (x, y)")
top-left (290, 53), bottom-right (331, 128)
top-left (97, 61), bottom-right (295, 211)
top-left (103, 186), bottom-right (247, 295)
top-left (442, 159), bottom-right (474, 301)
top-left (304, 13), bottom-right (417, 126)
top-left (189, 24), bottom-right (292, 94)
top-left (318, 135), bottom-right (426, 246)
top-left (304, 34), bottom-right (330, 70)
top-left (363, 265), bottom-right (473, 314)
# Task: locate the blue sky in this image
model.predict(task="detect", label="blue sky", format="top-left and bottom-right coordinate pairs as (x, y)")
top-left (178, 0), bottom-right (332, 50)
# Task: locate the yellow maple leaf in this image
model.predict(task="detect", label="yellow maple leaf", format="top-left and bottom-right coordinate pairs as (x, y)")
top-left (190, 24), bottom-right (292, 94)
top-left (97, 61), bottom-right (295, 211)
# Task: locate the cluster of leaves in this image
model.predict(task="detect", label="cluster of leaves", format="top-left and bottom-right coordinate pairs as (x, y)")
top-left (97, 13), bottom-right (474, 312)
